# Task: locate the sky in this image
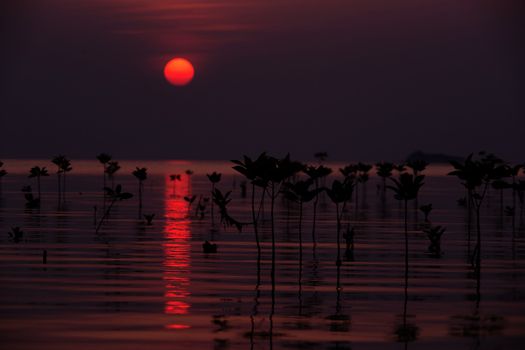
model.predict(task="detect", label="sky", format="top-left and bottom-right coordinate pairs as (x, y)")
top-left (1, 0), bottom-right (524, 161)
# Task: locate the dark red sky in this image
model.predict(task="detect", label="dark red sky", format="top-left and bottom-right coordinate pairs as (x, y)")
top-left (1, 0), bottom-right (524, 161)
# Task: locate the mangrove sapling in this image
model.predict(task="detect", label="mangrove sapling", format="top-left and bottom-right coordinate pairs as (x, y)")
top-left (387, 173), bottom-right (424, 344)
top-left (212, 188), bottom-right (244, 232)
top-left (206, 172), bottom-right (222, 226)
top-left (340, 165), bottom-right (357, 216)
top-left (183, 195), bottom-right (197, 215)
top-left (387, 173), bottom-right (425, 284)
top-left (260, 154), bottom-right (299, 290)
top-left (95, 185), bottom-right (133, 233)
top-left (195, 196), bottom-right (208, 219)
top-left (202, 240), bottom-right (218, 253)
top-left (51, 155), bottom-right (66, 205)
top-left (282, 179), bottom-right (318, 268)
top-left (232, 152), bottom-right (270, 256)
top-left (304, 165), bottom-right (333, 245)
top-left (357, 162), bottom-right (373, 212)
top-left (326, 178), bottom-right (355, 266)
top-left (96, 153), bottom-right (112, 208)
top-left (449, 153), bottom-right (507, 268)
top-left (59, 157), bottom-right (72, 203)
top-left (278, 156), bottom-right (306, 228)
top-left (423, 225), bottom-right (446, 257)
top-left (132, 167), bottom-right (147, 219)
top-left (376, 162), bottom-right (394, 202)
top-left (28, 166), bottom-right (49, 204)
top-left (8, 227), bottom-right (24, 243)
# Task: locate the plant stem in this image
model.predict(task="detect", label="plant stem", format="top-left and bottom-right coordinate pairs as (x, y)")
top-left (312, 179), bottom-right (319, 246)
top-left (96, 199), bottom-right (116, 233)
top-left (251, 183), bottom-right (261, 256)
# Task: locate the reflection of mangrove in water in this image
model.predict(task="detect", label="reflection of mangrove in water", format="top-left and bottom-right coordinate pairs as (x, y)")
top-left (449, 267), bottom-right (506, 349)
top-left (163, 175), bottom-right (191, 326)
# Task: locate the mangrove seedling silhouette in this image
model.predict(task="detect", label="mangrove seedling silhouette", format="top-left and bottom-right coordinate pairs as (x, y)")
top-left (8, 227), bottom-right (24, 243)
top-left (258, 154), bottom-right (301, 287)
top-left (388, 174), bottom-right (424, 347)
top-left (195, 196), bottom-right (209, 219)
top-left (232, 153), bottom-right (270, 256)
top-left (50, 155), bottom-right (72, 204)
top-left (169, 174), bottom-right (182, 196)
top-left (282, 179), bottom-right (318, 263)
top-left (51, 155), bottom-right (66, 204)
top-left (183, 195), bottom-right (197, 215)
top-left (95, 184), bottom-right (133, 233)
top-left (143, 213), bottom-right (155, 226)
top-left (132, 167), bottom-right (148, 219)
top-left (423, 225), bottom-right (446, 257)
top-left (206, 171), bottom-right (222, 226)
top-left (449, 153), bottom-right (507, 268)
top-left (419, 204), bottom-right (433, 222)
top-left (202, 240), bottom-right (218, 253)
top-left (28, 166), bottom-right (49, 203)
top-left (388, 173), bottom-right (425, 284)
top-left (356, 162), bottom-right (373, 212)
top-left (304, 165), bottom-right (333, 245)
top-left (376, 162), bottom-right (394, 201)
top-left (97, 153), bottom-right (112, 207)
top-left (212, 188), bottom-right (243, 232)
top-left (326, 178), bottom-right (355, 266)
top-left (105, 161), bottom-right (121, 189)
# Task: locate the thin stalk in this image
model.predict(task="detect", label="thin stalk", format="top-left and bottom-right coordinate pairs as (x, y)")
top-left (102, 165), bottom-right (106, 211)
top-left (271, 182), bottom-right (276, 288)
top-left (252, 183), bottom-right (261, 285)
top-left (62, 171), bottom-right (66, 203)
top-left (336, 202), bottom-right (341, 264)
top-left (138, 181), bottom-right (143, 219)
top-left (312, 179), bottom-right (319, 246)
top-left (37, 175), bottom-right (41, 201)
top-left (96, 199), bottom-right (116, 233)
top-left (404, 199), bottom-right (408, 278)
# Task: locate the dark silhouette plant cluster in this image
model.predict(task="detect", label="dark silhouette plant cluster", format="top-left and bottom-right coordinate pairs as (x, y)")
top-left (2, 151), bottom-right (523, 346)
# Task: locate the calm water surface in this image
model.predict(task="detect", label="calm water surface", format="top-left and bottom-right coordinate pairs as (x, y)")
top-left (0, 160), bottom-right (524, 349)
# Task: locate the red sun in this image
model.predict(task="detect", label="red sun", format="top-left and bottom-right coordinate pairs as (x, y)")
top-left (164, 58), bottom-right (195, 86)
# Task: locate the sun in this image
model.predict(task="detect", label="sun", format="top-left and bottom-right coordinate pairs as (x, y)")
top-left (164, 58), bottom-right (195, 86)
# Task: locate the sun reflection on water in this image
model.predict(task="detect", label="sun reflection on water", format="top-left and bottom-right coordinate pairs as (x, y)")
top-left (163, 174), bottom-right (191, 325)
